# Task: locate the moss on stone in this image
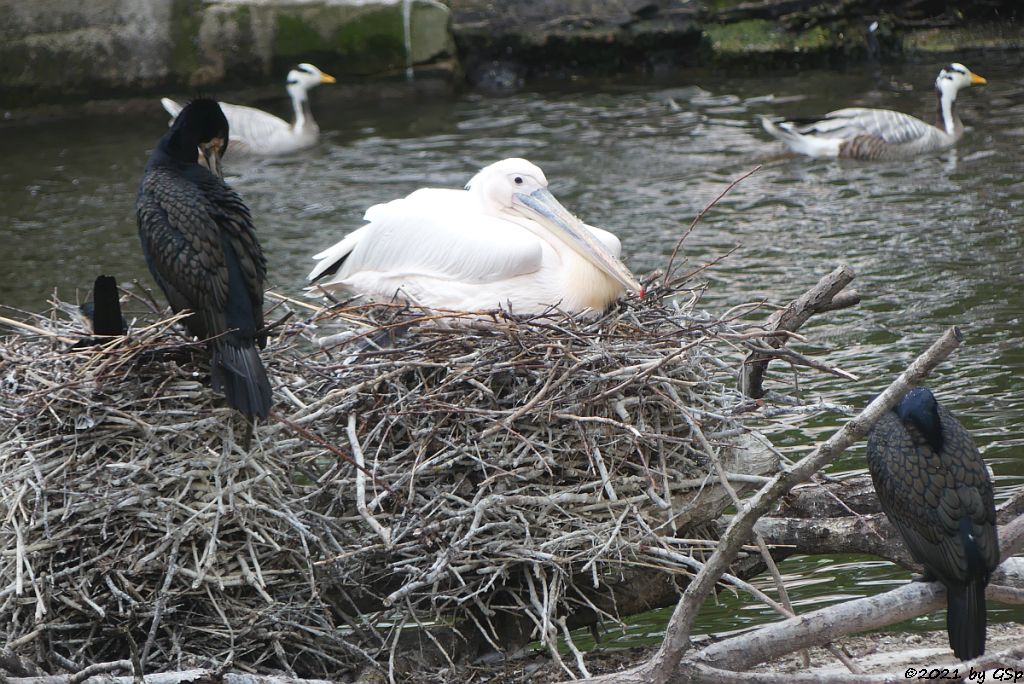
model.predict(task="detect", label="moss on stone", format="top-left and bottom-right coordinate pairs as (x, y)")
top-left (0, 39), bottom-right (64, 91)
top-left (331, 6), bottom-right (407, 74)
top-left (705, 19), bottom-right (836, 55)
top-left (227, 4), bottom-right (253, 41)
top-left (703, 0), bottom-right (754, 8)
top-left (270, 4), bottom-right (422, 75)
top-left (793, 25), bottom-right (831, 50)
top-left (170, 0), bottom-right (203, 81)
top-left (275, 13), bottom-right (327, 56)
top-left (902, 23), bottom-right (1024, 53)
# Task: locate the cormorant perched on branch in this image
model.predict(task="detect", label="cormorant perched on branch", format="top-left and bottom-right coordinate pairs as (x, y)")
top-left (136, 98), bottom-right (272, 419)
top-left (866, 387), bottom-right (999, 660)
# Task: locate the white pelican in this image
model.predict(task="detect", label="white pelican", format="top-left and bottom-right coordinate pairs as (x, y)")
top-left (160, 63), bottom-right (336, 157)
top-left (307, 158), bottom-right (644, 315)
top-left (760, 63), bottom-right (986, 160)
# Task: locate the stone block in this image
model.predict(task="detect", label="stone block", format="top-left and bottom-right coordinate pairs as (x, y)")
top-left (0, 0), bottom-right (456, 106)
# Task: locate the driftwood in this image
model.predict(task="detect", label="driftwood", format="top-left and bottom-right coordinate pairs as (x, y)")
top-left (691, 645), bottom-right (1024, 684)
top-left (694, 514), bottom-right (1024, 676)
top-left (3, 269), bottom-right (1013, 684)
top-left (0, 249), bottom-right (815, 681)
top-left (7, 667), bottom-right (335, 684)
top-left (736, 474), bottom-right (1024, 570)
top-left (572, 326), bottom-right (967, 683)
top-left (738, 264), bottom-right (860, 399)
top-left (571, 327), bottom-right (1024, 683)
top-left (2, 161), bottom-right (1010, 681)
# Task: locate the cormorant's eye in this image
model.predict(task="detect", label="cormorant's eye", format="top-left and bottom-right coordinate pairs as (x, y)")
top-left (514, 176), bottom-right (524, 185)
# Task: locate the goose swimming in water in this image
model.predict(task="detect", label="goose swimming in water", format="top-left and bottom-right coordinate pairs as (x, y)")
top-left (307, 158), bottom-right (644, 315)
top-left (161, 63), bottom-right (336, 158)
top-left (137, 98), bottom-right (272, 419)
top-left (760, 63), bottom-right (986, 160)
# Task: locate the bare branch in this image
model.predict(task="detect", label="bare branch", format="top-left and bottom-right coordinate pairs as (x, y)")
top-left (739, 265), bottom-right (858, 399)
top-left (574, 327), bottom-right (963, 683)
top-left (662, 166), bottom-right (760, 289)
top-left (697, 513), bottom-right (1024, 670)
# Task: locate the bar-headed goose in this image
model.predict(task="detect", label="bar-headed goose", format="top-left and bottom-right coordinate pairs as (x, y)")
top-left (161, 63), bottom-right (336, 158)
top-left (761, 63), bottom-right (986, 160)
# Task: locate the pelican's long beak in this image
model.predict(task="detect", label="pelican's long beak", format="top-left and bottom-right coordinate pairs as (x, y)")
top-left (969, 71), bottom-right (987, 85)
top-left (199, 137), bottom-right (226, 179)
top-left (514, 188), bottom-right (644, 297)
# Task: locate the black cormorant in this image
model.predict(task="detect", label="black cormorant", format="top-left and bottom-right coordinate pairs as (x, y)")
top-left (136, 98), bottom-right (272, 419)
top-left (866, 387), bottom-right (999, 660)
top-left (73, 275), bottom-right (127, 349)
top-left (86, 275), bottom-right (127, 337)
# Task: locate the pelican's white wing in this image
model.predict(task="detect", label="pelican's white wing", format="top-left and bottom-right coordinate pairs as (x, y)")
top-left (309, 189), bottom-right (544, 295)
top-left (584, 223), bottom-right (622, 256)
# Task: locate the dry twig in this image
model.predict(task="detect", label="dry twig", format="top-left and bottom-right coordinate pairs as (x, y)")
top-left (0, 272), bottom-right (821, 678)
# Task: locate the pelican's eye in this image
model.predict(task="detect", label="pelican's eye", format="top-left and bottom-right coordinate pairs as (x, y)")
top-left (514, 176), bottom-right (524, 185)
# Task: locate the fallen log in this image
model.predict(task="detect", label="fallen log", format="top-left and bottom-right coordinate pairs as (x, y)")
top-left (572, 326), bottom-right (965, 683)
top-left (696, 513), bottom-right (1024, 672)
top-left (7, 667), bottom-right (335, 684)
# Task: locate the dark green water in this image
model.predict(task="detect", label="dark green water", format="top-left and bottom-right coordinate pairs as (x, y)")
top-left (2, 58), bottom-right (1022, 642)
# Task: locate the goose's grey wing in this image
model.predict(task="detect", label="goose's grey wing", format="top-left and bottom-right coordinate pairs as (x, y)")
top-left (808, 107), bottom-right (936, 145)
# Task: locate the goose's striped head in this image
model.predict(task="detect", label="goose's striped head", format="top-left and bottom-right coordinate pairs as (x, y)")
top-left (935, 63), bottom-right (987, 98)
top-left (286, 63), bottom-right (337, 98)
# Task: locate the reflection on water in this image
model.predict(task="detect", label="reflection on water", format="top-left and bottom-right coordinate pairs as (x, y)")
top-left (2, 58), bottom-right (1023, 640)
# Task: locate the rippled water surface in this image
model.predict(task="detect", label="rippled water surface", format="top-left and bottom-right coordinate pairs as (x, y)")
top-left (2, 58), bottom-right (1023, 640)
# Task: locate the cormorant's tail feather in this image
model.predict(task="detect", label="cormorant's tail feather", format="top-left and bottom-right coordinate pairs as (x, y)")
top-left (74, 275), bottom-right (128, 349)
top-left (211, 342), bottom-right (272, 420)
top-left (946, 579), bottom-right (986, 661)
top-left (91, 275), bottom-right (127, 336)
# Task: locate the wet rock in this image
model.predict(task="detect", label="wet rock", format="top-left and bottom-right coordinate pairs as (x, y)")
top-left (0, 0), bottom-right (457, 108)
top-left (0, 0), bottom-right (176, 105)
top-left (702, 18), bottom-right (837, 60)
top-left (467, 59), bottom-right (527, 92)
top-left (1, 0), bottom-right (1021, 107)
top-left (450, 0), bottom-right (702, 82)
top-left (901, 22), bottom-right (1024, 54)
top-left (263, 0), bottom-right (454, 77)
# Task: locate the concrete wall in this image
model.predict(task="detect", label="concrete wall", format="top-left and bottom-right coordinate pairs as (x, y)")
top-left (2, 0), bottom-right (1020, 107)
top-left (0, 0), bottom-right (456, 107)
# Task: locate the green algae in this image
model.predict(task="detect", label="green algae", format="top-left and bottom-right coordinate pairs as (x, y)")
top-left (902, 23), bottom-right (1024, 53)
top-left (704, 19), bottom-right (833, 56)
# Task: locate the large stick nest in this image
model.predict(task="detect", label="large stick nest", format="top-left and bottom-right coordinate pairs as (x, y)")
top-left (0, 283), bottom-right (778, 679)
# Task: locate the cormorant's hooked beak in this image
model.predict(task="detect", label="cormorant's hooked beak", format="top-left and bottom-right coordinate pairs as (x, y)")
top-left (513, 188), bottom-right (645, 298)
top-left (199, 137), bottom-right (226, 179)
